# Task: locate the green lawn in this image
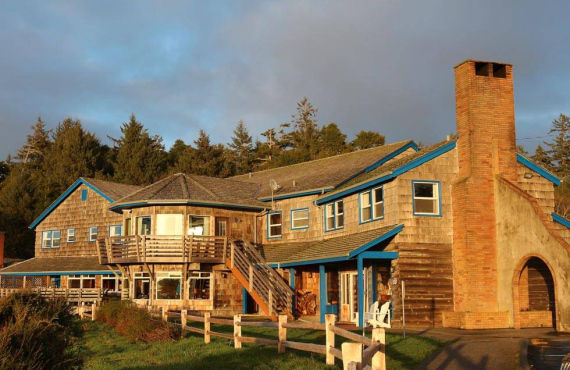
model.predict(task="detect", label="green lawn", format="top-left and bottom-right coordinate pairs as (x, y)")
top-left (79, 321), bottom-right (443, 369)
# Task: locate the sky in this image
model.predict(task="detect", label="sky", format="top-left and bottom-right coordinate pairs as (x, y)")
top-left (1, 0), bottom-right (569, 159)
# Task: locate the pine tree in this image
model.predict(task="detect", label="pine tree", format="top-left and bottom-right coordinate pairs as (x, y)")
top-left (544, 113), bottom-right (569, 179)
top-left (317, 123), bottom-right (347, 157)
top-left (351, 131), bottom-right (386, 150)
top-left (111, 114), bottom-right (167, 185)
top-left (531, 144), bottom-right (552, 169)
top-left (229, 120), bottom-right (254, 175)
top-left (289, 97), bottom-right (320, 161)
top-left (168, 139), bottom-right (189, 168)
top-left (178, 130), bottom-right (230, 177)
top-left (16, 117), bottom-right (51, 168)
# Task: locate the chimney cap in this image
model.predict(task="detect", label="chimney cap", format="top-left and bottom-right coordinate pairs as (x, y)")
top-left (454, 59), bottom-right (512, 69)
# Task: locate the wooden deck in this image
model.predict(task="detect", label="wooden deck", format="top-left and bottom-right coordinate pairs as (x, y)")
top-left (98, 235), bottom-right (228, 264)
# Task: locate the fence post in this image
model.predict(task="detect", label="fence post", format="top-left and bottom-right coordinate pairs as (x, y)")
top-left (162, 307), bottom-right (168, 322)
top-left (233, 314), bottom-right (242, 349)
top-left (342, 342), bottom-right (363, 370)
top-left (371, 328), bottom-right (386, 370)
top-left (325, 314), bottom-right (336, 365)
top-left (278, 314), bottom-right (287, 353)
top-left (180, 309), bottom-right (187, 331)
top-left (204, 312), bottom-right (211, 344)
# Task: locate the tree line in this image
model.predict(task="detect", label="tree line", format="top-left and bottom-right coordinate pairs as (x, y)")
top-left (0, 98), bottom-right (386, 258)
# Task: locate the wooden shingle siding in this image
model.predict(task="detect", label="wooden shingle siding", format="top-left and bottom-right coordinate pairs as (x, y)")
top-left (35, 184), bottom-right (122, 257)
top-left (517, 163), bottom-right (555, 216)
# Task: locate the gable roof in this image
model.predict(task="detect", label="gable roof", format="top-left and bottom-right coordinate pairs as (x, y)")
top-left (316, 139), bottom-right (456, 205)
top-left (0, 257), bottom-right (114, 275)
top-left (232, 140), bottom-right (418, 200)
top-left (29, 178), bottom-right (141, 230)
top-left (111, 173), bottom-right (267, 211)
top-left (262, 224), bottom-right (403, 267)
top-left (516, 154), bottom-right (561, 186)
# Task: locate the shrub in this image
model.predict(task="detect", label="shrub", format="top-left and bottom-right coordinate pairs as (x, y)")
top-left (96, 301), bottom-right (176, 343)
top-left (0, 292), bottom-right (80, 370)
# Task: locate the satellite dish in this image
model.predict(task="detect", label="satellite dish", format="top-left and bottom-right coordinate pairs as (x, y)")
top-left (270, 179), bottom-right (281, 191)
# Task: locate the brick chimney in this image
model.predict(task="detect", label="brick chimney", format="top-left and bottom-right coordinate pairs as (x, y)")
top-left (0, 231), bottom-right (4, 268)
top-left (452, 60), bottom-right (517, 316)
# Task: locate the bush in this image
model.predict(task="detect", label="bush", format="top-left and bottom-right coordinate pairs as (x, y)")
top-left (0, 292), bottom-right (80, 370)
top-left (96, 301), bottom-right (176, 343)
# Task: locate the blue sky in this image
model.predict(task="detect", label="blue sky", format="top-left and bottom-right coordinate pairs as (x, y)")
top-left (1, 0), bottom-right (569, 159)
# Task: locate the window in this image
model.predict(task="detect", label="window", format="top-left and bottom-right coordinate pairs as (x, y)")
top-left (188, 271), bottom-right (212, 300)
top-left (81, 189), bottom-right (88, 201)
top-left (360, 186), bottom-right (384, 223)
top-left (412, 181), bottom-right (441, 216)
top-left (109, 225), bottom-right (122, 238)
top-left (267, 212), bottom-right (282, 238)
top-left (88, 227), bottom-right (98, 242)
top-left (156, 272), bottom-right (182, 300)
top-left (134, 272), bottom-right (150, 299)
top-left (66, 228), bottom-right (75, 243)
top-left (68, 274), bottom-right (95, 289)
top-left (325, 200), bottom-right (344, 231)
top-left (102, 276), bottom-right (120, 292)
top-left (188, 216), bottom-right (210, 236)
top-left (136, 216), bottom-right (151, 235)
top-left (291, 208), bottom-right (309, 230)
top-left (41, 230), bottom-right (61, 248)
top-left (157, 214), bottom-right (184, 235)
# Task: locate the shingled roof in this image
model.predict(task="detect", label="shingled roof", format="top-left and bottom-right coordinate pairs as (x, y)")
top-left (261, 224), bottom-right (402, 265)
top-left (82, 178), bottom-right (141, 200)
top-left (0, 257), bottom-right (111, 275)
top-left (232, 140), bottom-right (418, 198)
top-left (112, 173), bottom-right (267, 210)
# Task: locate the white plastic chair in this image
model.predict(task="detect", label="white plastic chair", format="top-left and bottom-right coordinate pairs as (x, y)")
top-left (365, 301), bottom-right (391, 328)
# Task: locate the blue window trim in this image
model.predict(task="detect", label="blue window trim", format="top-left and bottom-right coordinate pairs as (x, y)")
top-left (324, 200), bottom-right (344, 232)
top-left (266, 211), bottom-right (283, 239)
top-left (553, 213), bottom-right (570, 229)
top-left (66, 228), bottom-right (76, 243)
top-left (109, 224), bottom-right (122, 237)
top-left (412, 180), bottom-right (442, 217)
top-left (290, 208), bottom-right (310, 230)
top-left (358, 186), bottom-right (384, 224)
top-left (88, 226), bottom-right (98, 242)
top-left (41, 230), bottom-right (61, 249)
top-left (81, 189), bottom-right (88, 201)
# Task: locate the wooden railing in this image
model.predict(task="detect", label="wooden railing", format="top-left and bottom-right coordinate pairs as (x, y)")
top-left (98, 235), bottom-right (228, 264)
top-left (0, 288), bottom-right (103, 303)
top-left (161, 309), bottom-right (386, 370)
top-left (228, 241), bottom-right (293, 317)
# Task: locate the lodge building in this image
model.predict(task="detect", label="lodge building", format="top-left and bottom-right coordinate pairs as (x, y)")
top-left (1, 60), bottom-right (569, 331)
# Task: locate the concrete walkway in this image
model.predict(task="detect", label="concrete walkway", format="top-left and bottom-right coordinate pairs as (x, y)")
top-left (385, 327), bottom-right (569, 370)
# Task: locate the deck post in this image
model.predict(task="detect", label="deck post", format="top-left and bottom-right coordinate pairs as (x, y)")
top-left (268, 290), bottom-right (273, 316)
top-left (204, 312), bottom-right (211, 344)
top-left (180, 309), bottom-right (187, 331)
top-left (325, 314), bottom-right (336, 365)
top-left (319, 264), bottom-right (327, 323)
top-left (371, 328), bottom-right (386, 370)
top-left (278, 314), bottom-right (287, 353)
top-left (233, 314), bottom-right (242, 349)
top-left (342, 342), bottom-right (363, 370)
top-left (357, 256), bottom-right (364, 328)
top-left (91, 303), bottom-right (98, 321)
top-left (249, 265), bottom-right (254, 291)
top-left (230, 242), bottom-right (235, 268)
top-left (242, 288), bottom-right (248, 314)
top-left (161, 306), bottom-right (168, 322)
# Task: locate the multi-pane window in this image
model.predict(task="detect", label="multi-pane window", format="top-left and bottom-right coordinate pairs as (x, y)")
top-left (134, 272), bottom-right (150, 299)
top-left (325, 200), bottom-right (344, 231)
top-left (41, 230), bottom-right (61, 248)
top-left (412, 181), bottom-right (441, 216)
top-left (136, 216), bottom-right (152, 235)
top-left (68, 274), bottom-right (95, 289)
top-left (188, 272), bottom-right (212, 300)
top-left (291, 208), bottom-right (309, 230)
top-left (102, 276), bottom-right (121, 292)
top-left (156, 272), bottom-right (182, 300)
top-left (188, 216), bottom-right (210, 236)
top-left (156, 214), bottom-right (183, 235)
top-left (360, 186), bottom-right (384, 223)
top-left (109, 225), bottom-right (122, 238)
top-left (88, 227), bottom-right (98, 242)
top-left (267, 212), bottom-right (282, 238)
top-left (66, 228), bottom-right (75, 243)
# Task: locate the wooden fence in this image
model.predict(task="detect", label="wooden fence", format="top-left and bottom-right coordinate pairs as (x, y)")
top-left (161, 308), bottom-right (385, 370)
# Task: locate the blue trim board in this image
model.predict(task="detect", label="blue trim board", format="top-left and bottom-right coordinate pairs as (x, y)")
top-left (359, 251), bottom-right (399, 260)
top-left (357, 256), bottom-right (364, 328)
top-left (411, 180), bottom-right (442, 217)
top-left (266, 211), bottom-right (283, 239)
top-left (317, 140), bottom-right (456, 205)
top-left (270, 256), bottom-right (348, 268)
top-left (553, 213), bottom-right (570, 229)
top-left (289, 268), bottom-right (296, 316)
top-left (30, 178), bottom-right (115, 229)
top-left (0, 271), bottom-right (120, 276)
top-left (348, 224), bottom-right (404, 258)
top-left (290, 207), bottom-right (310, 230)
top-left (517, 154), bottom-right (561, 186)
top-left (242, 288), bottom-right (248, 314)
top-left (259, 189), bottom-right (331, 202)
top-left (371, 265), bottom-right (377, 303)
top-left (319, 264), bottom-right (326, 324)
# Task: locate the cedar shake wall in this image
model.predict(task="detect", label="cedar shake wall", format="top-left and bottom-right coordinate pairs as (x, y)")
top-left (34, 184), bottom-right (122, 257)
top-left (517, 163), bottom-right (556, 216)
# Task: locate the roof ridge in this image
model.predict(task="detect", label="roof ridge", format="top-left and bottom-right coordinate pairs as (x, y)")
top-left (179, 174), bottom-right (190, 199)
top-left (186, 174), bottom-right (217, 198)
top-left (115, 174), bottom-right (175, 203)
top-left (232, 139), bottom-right (414, 178)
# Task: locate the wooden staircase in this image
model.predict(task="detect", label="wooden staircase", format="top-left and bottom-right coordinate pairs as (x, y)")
top-left (227, 240), bottom-right (294, 319)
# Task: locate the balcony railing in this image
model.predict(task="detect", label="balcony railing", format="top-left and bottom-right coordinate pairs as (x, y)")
top-left (0, 287), bottom-right (103, 303)
top-left (98, 235), bottom-right (228, 264)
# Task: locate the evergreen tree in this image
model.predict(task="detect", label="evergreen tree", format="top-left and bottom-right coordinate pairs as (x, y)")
top-left (168, 139), bottom-right (189, 168)
top-left (516, 145), bottom-right (528, 155)
top-left (351, 131), bottom-right (386, 150)
top-left (177, 130), bottom-right (231, 177)
top-left (0, 159), bottom-right (10, 184)
top-left (16, 117), bottom-right (51, 168)
top-left (111, 114), bottom-right (167, 185)
top-left (531, 144), bottom-right (552, 169)
top-left (318, 123), bottom-right (347, 157)
top-left (229, 120), bottom-right (254, 175)
top-left (544, 113), bottom-right (569, 179)
top-left (289, 97), bottom-right (320, 161)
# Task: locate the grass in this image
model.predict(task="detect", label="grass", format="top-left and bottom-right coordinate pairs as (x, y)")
top-left (79, 321), bottom-right (444, 369)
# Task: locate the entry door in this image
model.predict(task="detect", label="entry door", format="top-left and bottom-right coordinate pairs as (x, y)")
top-left (215, 217), bottom-right (228, 237)
top-left (340, 272), bottom-right (359, 323)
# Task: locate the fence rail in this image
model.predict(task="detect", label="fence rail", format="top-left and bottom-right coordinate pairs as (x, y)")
top-left (161, 308), bottom-right (385, 370)
top-left (0, 287), bottom-right (103, 303)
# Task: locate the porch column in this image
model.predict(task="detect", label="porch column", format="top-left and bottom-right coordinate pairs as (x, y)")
top-left (371, 264), bottom-right (377, 303)
top-left (357, 256), bottom-right (364, 328)
top-left (242, 287), bottom-right (247, 314)
top-left (289, 268), bottom-right (295, 316)
top-left (319, 264), bottom-right (326, 323)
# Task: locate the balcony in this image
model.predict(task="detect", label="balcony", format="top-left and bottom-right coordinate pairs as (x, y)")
top-left (98, 235), bottom-right (228, 264)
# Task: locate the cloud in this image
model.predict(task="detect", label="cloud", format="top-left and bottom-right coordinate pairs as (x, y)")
top-left (0, 0), bottom-right (569, 159)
